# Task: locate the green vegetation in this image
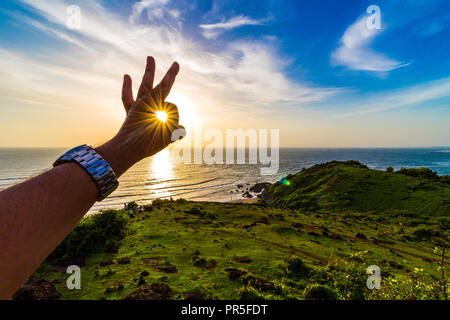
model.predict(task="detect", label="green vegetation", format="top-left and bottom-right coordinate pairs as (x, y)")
top-left (267, 160), bottom-right (450, 218)
top-left (49, 209), bottom-right (128, 261)
top-left (29, 161), bottom-right (448, 300)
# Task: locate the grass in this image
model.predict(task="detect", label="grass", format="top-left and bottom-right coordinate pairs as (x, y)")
top-left (31, 161), bottom-right (449, 300)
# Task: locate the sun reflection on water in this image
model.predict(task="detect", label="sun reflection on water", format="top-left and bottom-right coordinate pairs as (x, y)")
top-left (147, 149), bottom-right (175, 198)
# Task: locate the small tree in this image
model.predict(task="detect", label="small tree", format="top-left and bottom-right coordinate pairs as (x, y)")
top-left (386, 166), bottom-right (394, 173)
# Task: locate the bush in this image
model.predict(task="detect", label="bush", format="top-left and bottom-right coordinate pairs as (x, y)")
top-left (349, 250), bottom-right (368, 262)
top-left (151, 198), bottom-right (171, 207)
top-left (312, 259), bottom-right (368, 300)
top-left (440, 175), bottom-right (450, 185)
top-left (345, 160), bottom-right (368, 169)
top-left (386, 166), bottom-right (394, 173)
top-left (304, 284), bottom-right (338, 300)
top-left (49, 209), bottom-right (128, 261)
top-left (193, 257), bottom-right (207, 267)
top-left (126, 201), bottom-right (138, 210)
top-left (238, 286), bottom-right (266, 300)
top-left (395, 167), bottom-right (439, 181)
top-left (286, 257), bottom-right (311, 278)
top-left (368, 268), bottom-right (445, 300)
top-left (412, 226), bottom-right (442, 241)
top-left (205, 212), bottom-right (217, 220)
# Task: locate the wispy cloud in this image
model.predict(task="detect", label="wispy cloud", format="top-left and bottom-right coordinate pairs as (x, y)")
top-left (331, 15), bottom-right (410, 72)
top-left (5, 0), bottom-right (337, 133)
top-left (199, 15), bottom-right (266, 39)
top-left (340, 77), bottom-right (450, 116)
top-left (129, 0), bottom-right (181, 25)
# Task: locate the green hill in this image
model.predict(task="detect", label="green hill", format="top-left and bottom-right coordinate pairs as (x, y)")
top-left (267, 160), bottom-right (450, 218)
top-left (15, 161), bottom-right (449, 300)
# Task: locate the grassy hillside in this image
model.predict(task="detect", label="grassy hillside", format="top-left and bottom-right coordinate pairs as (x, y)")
top-left (18, 161), bottom-right (449, 300)
top-left (267, 160), bottom-right (450, 218)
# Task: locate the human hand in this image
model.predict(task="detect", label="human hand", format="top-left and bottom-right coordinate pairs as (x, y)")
top-left (96, 56), bottom-right (186, 177)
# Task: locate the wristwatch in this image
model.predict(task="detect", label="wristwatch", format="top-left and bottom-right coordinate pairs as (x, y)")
top-left (53, 144), bottom-right (119, 201)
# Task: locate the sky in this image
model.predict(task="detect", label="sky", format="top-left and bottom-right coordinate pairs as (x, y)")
top-left (0, 0), bottom-right (449, 148)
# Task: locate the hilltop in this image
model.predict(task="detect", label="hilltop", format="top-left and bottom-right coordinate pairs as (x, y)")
top-left (14, 161), bottom-right (449, 300)
top-left (267, 160), bottom-right (450, 218)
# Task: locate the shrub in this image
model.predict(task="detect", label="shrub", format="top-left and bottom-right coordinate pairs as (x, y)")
top-left (126, 201), bottom-right (138, 210)
top-left (395, 167), bottom-right (439, 181)
top-left (386, 166), bottom-right (394, 173)
top-left (193, 257), bottom-right (207, 267)
top-left (412, 226), bottom-right (442, 241)
top-left (286, 257), bottom-right (311, 278)
top-left (313, 259), bottom-right (368, 300)
top-left (349, 250), bottom-right (369, 262)
top-left (304, 284), bottom-right (338, 300)
top-left (368, 268), bottom-right (444, 300)
top-left (205, 212), bottom-right (217, 220)
top-left (238, 286), bottom-right (266, 300)
top-left (345, 160), bottom-right (368, 169)
top-left (440, 175), bottom-right (450, 185)
top-left (152, 198), bottom-right (171, 207)
top-left (49, 209), bottom-right (128, 261)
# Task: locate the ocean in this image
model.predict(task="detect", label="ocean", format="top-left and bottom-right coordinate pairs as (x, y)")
top-left (0, 147), bottom-right (449, 213)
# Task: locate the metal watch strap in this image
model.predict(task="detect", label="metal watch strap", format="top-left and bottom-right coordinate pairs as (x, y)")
top-left (53, 144), bottom-right (119, 201)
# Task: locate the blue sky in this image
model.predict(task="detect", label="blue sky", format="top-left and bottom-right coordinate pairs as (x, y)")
top-left (0, 0), bottom-right (449, 147)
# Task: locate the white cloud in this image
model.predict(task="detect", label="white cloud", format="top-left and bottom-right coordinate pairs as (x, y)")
top-left (331, 15), bottom-right (410, 72)
top-left (130, 0), bottom-right (181, 25)
top-left (200, 15), bottom-right (265, 39)
top-left (5, 0), bottom-right (338, 134)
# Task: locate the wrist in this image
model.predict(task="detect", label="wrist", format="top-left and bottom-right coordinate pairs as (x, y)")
top-left (95, 137), bottom-right (139, 178)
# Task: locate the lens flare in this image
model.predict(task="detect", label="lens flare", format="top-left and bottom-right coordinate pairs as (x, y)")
top-left (155, 111), bottom-right (168, 123)
top-left (281, 178), bottom-right (291, 186)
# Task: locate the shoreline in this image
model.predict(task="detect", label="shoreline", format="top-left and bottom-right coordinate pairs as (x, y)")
top-left (228, 198), bottom-right (259, 204)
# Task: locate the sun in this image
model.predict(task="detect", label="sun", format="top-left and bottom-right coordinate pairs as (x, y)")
top-left (155, 111), bottom-right (168, 123)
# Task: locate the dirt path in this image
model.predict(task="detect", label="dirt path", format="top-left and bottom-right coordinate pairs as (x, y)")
top-left (268, 217), bottom-right (450, 266)
top-left (345, 235), bottom-right (450, 266)
top-left (203, 219), bottom-right (450, 267)
top-left (205, 228), bottom-right (328, 263)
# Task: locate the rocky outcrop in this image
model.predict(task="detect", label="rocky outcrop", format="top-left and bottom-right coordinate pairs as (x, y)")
top-left (13, 276), bottom-right (61, 300)
top-left (124, 283), bottom-right (172, 300)
top-left (242, 191), bottom-right (253, 198)
top-left (249, 182), bottom-right (271, 193)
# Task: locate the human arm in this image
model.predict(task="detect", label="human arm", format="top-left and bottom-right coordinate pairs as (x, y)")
top-left (0, 57), bottom-right (184, 299)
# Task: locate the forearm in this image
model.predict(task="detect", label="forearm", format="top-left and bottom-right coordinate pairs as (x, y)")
top-left (0, 138), bottom-right (134, 299)
top-left (0, 56), bottom-right (181, 299)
